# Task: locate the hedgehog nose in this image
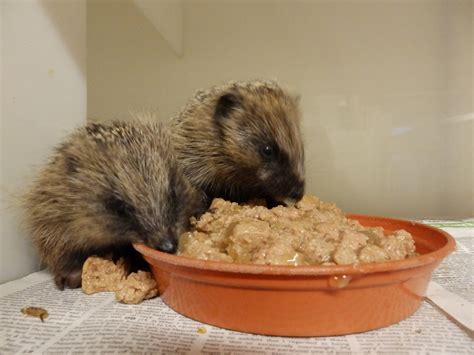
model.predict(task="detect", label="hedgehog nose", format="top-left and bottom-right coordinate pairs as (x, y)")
top-left (156, 237), bottom-right (177, 254)
top-left (289, 183), bottom-right (304, 202)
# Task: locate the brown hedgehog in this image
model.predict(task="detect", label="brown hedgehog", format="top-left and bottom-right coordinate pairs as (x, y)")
top-left (23, 121), bottom-right (203, 289)
top-left (170, 79), bottom-right (305, 206)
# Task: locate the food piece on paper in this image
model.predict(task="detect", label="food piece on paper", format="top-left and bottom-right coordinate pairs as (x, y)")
top-left (81, 256), bottom-right (157, 304)
top-left (115, 271), bottom-right (158, 304)
top-left (197, 326), bottom-right (207, 334)
top-left (21, 307), bottom-right (49, 322)
top-left (81, 256), bottom-right (127, 294)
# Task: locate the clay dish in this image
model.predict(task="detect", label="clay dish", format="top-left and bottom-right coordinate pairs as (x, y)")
top-left (134, 215), bottom-right (455, 336)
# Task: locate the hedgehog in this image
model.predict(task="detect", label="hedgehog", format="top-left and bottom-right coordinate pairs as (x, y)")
top-left (170, 79), bottom-right (305, 206)
top-left (22, 121), bottom-right (204, 289)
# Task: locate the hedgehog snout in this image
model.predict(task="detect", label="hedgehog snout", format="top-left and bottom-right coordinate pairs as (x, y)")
top-left (156, 237), bottom-right (178, 253)
top-left (288, 181), bottom-right (305, 202)
top-left (268, 176), bottom-right (305, 205)
top-left (147, 226), bottom-right (178, 253)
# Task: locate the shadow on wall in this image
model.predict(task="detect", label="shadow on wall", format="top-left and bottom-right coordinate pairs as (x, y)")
top-left (39, 0), bottom-right (86, 80)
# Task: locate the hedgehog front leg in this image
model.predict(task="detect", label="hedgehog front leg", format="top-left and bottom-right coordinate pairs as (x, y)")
top-left (52, 251), bottom-right (88, 289)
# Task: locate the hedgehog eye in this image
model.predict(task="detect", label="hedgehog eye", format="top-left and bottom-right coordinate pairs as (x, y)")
top-left (261, 145), bottom-right (276, 159)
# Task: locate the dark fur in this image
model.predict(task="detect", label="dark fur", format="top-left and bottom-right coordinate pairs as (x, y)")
top-left (170, 80), bottom-right (305, 205)
top-left (23, 121), bottom-right (204, 289)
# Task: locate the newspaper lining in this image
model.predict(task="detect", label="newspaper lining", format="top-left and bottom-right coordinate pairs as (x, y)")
top-left (1, 221), bottom-right (473, 354)
top-left (422, 219), bottom-right (474, 333)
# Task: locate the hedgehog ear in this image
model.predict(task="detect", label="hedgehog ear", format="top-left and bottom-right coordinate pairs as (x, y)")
top-left (214, 93), bottom-right (241, 122)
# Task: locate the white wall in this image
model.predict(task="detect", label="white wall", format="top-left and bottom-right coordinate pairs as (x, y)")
top-left (1, 0), bottom-right (86, 283)
top-left (88, 0), bottom-right (473, 219)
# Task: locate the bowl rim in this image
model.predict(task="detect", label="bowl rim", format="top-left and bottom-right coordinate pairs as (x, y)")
top-left (133, 214), bottom-right (456, 276)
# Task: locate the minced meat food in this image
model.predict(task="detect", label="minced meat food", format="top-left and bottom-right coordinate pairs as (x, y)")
top-left (178, 195), bottom-right (417, 266)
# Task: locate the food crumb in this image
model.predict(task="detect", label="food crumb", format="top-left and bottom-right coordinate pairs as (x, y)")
top-left (415, 329), bottom-right (422, 334)
top-left (21, 307), bottom-right (48, 322)
top-left (197, 326), bottom-right (207, 334)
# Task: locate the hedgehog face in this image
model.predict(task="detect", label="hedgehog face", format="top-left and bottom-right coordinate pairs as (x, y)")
top-left (102, 167), bottom-right (202, 254)
top-left (213, 83), bottom-right (305, 203)
top-left (94, 123), bottom-right (204, 254)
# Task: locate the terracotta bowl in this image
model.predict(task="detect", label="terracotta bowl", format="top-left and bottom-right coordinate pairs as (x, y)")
top-left (134, 215), bottom-right (455, 337)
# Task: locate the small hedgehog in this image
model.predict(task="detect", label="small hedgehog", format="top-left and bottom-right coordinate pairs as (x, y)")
top-left (170, 79), bottom-right (305, 205)
top-left (23, 121), bottom-right (203, 289)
